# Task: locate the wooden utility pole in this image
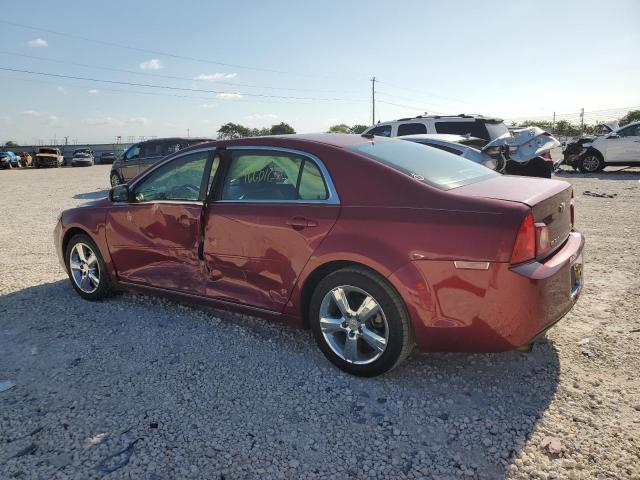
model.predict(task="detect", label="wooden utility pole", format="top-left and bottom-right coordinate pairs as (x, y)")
top-left (580, 108), bottom-right (585, 135)
top-left (371, 76), bottom-right (376, 126)
top-left (552, 112), bottom-right (556, 134)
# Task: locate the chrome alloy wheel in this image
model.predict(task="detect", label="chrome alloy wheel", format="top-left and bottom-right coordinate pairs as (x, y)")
top-left (582, 155), bottom-right (600, 172)
top-left (319, 285), bottom-right (389, 365)
top-left (69, 243), bottom-right (100, 294)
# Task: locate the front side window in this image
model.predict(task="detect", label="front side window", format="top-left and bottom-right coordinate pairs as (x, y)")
top-left (221, 150), bottom-right (328, 201)
top-left (348, 138), bottom-right (496, 191)
top-left (618, 124), bottom-right (640, 137)
top-left (125, 145), bottom-right (140, 161)
top-left (368, 125), bottom-right (392, 137)
top-left (133, 151), bottom-right (208, 202)
top-left (397, 123), bottom-right (427, 136)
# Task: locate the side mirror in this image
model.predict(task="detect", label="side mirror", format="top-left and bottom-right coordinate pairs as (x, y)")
top-left (110, 184), bottom-right (129, 203)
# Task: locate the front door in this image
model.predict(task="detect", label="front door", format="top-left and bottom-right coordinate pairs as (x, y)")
top-left (120, 144), bottom-right (142, 181)
top-left (107, 149), bottom-right (218, 294)
top-left (203, 147), bottom-right (340, 312)
top-left (605, 124), bottom-right (640, 163)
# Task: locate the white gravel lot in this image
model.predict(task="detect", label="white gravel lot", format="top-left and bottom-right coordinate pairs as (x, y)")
top-left (0, 164), bottom-right (639, 480)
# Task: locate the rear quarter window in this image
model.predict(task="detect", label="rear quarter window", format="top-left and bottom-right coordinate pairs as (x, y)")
top-left (397, 123), bottom-right (427, 136)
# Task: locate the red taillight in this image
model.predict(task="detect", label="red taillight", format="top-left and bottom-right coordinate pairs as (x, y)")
top-left (511, 212), bottom-right (535, 264)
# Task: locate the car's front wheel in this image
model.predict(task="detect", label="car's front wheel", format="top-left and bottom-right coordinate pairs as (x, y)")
top-left (309, 267), bottom-right (414, 377)
top-left (65, 234), bottom-right (115, 301)
top-left (579, 152), bottom-right (604, 173)
top-left (110, 172), bottom-right (122, 187)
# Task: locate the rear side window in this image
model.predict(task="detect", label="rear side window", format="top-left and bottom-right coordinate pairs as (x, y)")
top-left (221, 150), bottom-right (328, 201)
top-left (347, 138), bottom-right (496, 191)
top-left (368, 125), bottom-right (392, 137)
top-left (397, 123), bottom-right (427, 136)
top-left (435, 120), bottom-right (488, 139)
top-left (141, 142), bottom-right (165, 158)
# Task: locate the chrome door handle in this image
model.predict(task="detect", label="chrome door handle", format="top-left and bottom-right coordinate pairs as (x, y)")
top-left (286, 217), bottom-right (317, 229)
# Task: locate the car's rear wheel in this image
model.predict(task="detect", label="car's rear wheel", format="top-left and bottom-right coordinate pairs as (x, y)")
top-left (579, 152), bottom-right (604, 173)
top-left (309, 267), bottom-right (414, 377)
top-left (110, 172), bottom-right (122, 187)
top-left (65, 234), bottom-right (115, 301)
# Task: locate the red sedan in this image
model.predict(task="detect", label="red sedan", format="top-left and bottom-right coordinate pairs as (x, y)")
top-left (54, 134), bottom-right (584, 376)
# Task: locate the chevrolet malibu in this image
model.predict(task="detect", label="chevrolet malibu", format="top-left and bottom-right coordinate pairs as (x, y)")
top-left (54, 134), bottom-right (584, 376)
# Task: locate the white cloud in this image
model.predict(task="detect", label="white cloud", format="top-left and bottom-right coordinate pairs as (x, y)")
top-left (246, 113), bottom-right (278, 120)
top-left (193, 73), bottom-right (237, 81)
top-left (124, 116), bottom-right (149, 125)
top-left (83, 116), bottom-right (116, 126)
top-left (57, 86), bottom-right (67, 95)
top-left (0, 115), bottom-right (9, 123)
top-left (88, 89), bottom-right (99, 94)
top-left (199, 104), bottom-right (216, 109)
top-left (216, 93), bottom-right (243, 100)
top-left (139, 59), bottom-right (162, 70)
top-left (27, 38), bottom-right (48, 47)
top-left (21, 110), bottom-right (59, 124)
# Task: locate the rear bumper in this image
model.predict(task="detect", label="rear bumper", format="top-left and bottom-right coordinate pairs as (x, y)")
top-left (388, 231), bottom-right (585, 352)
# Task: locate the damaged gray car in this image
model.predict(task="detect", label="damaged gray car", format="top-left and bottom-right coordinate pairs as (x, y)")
top-left (400, 126), bottom-right (561, 178)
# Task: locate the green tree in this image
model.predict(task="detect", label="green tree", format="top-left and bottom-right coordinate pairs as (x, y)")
top-left (349, 124), bottom-right (369, 134)
top-left (217, 122), bottom-right (252, 139)
top-left (269, 122), bottom-right (296, 135)
top-left (327, 124), bottom-right (352, 134)
top-left (4, 141), bottom-right (19, 148)
top-left (619, 109), bottom-right (640, 126)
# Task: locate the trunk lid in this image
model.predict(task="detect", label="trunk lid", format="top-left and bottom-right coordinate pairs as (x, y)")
top-left (483, 127), bottom-right (560, 163)
top-left (453, 176), bottom-right (572, 257)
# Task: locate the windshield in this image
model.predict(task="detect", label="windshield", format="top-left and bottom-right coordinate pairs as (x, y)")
top-left (347, 139), bottom-right (497, 191)
top-left (75, 149), bottom-right (90, 154)
top-left (39, 148), bottom-right (57, 154)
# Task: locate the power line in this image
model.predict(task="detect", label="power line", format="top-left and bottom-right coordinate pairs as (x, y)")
top-left (376, 79), bottom-right (492, 108)
top-left (0, 66), bottom-right (368, 102)
top-left (377, 99), bottom-right (449, 116)
top-left (0, 19), bottom-right (369, 81)
top-left (0, 75), bottom-right (347, 105)
top-left (0, 50), bottom-right (362, 94)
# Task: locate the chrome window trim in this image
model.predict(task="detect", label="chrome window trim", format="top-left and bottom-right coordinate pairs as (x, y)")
top-left (128, 146), bottom-right (216, 191)
top-left (218, 146), bottom-right (340, 205)
top-left (116, 147), bottom-right (216, 206)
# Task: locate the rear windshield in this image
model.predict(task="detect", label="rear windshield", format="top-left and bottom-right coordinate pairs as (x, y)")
top-left (347, 139), bottom-right (497, 191)
top-left (484, 122), bottom-right (509, 139)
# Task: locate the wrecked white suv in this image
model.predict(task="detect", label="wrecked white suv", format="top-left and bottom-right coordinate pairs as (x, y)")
top-left (566, 121), bottom-right (640, 172)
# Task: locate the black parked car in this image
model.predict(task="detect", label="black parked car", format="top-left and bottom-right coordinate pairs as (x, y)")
top-left (110, 137), bottom-right (212, 186)
top-left (99, 152), bottom-right (118, 164)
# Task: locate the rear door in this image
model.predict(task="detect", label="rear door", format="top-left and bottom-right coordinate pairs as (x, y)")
top-left (203, 147), bottom-right (340, 311)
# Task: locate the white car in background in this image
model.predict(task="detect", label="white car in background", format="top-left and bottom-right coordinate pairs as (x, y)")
top-left (575, 121), bottom-right (640, 172)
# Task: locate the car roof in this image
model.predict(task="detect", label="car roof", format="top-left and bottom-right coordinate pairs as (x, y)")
top-left (139, 137), bottom-right (212, 144)
top-left (198, 133), bottom-right (374, 150)
top-left (373, 114), bottom-right (504, 125)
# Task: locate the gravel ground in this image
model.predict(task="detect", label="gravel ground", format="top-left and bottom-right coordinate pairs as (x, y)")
top-left (1, 165), bottom-right (639, 480)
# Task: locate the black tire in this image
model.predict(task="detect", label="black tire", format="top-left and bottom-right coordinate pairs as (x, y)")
top-left (309, 267), bottom-right (414, 377)
top-left (110, 172), bottom-right (122, 187)
top-left (578, 151), bottom-right (604, 173)
top-left (65, 234), bottom-right (115, 301)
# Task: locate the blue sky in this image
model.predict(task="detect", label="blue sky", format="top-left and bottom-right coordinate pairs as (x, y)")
top-left (1, 0), bottom-right (639, 144)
